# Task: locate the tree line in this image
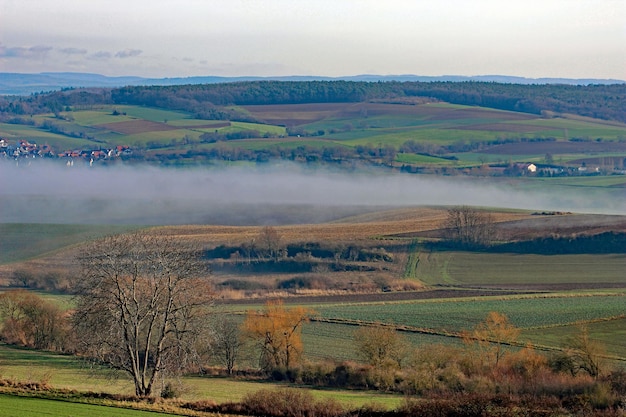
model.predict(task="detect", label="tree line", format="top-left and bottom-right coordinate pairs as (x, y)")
top-left (2, 80), bottom-right (625, 123)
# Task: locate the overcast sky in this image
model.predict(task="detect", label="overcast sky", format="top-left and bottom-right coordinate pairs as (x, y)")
top-left (1, 0), bottom-right (625, 80)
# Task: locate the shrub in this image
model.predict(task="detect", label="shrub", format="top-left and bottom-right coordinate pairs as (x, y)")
top-left (160, 382), bottom-right (179, 399)
top-left (586, 382), bottom-right (620, 410)
top-left (604, 368), bottom-right (626, 396)
top-left (241, 388), bottom-right (344, 417)
top-left (300, 361), bottom-right (335, 386)
top-left (271, 366), bottom-right (289, 381)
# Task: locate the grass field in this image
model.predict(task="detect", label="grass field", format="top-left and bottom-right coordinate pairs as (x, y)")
top-left (0, 395), bottom-right (180, 417)
top-left (298, 292), bottom-right (626, 362)
top-left (0, 224), bottom-right (141, 264)
top-left (530, 175), bottom-right (626, 188)
top-left (0, 344), bottom-right (403, 409)
top-left (414, 251), bottom-right (626, 286)
top-left (311, 293), bottom-right (626, 334)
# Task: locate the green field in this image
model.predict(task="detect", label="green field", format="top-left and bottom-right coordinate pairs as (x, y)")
top-left (0, 395), bottom-right (179, 417)
top-left (0, 344), bottom-right (402, 408)
top-left (0, 224), bottom-right (141, 264)
top-left (530, 175), bottom-right (626, 188)
top-left (112, 106), bottom-right (191, 123)
top-left (224, 289), bottom-right (626, 362)
top-left (413, 251), bottom-right (626, 286)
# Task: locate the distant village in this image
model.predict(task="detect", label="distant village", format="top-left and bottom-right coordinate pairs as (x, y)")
top-left (0, 138), bottom-right (131, 166)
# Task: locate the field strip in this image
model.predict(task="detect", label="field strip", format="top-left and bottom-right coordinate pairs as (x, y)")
top-left (520, 314), bottom-right (626, 330)
top-left (312, 317), bottom-right (626, 362)
top-left (311, 316), bottom-right (461, 338)
top-left (0, 392), bottom-right (183, 417)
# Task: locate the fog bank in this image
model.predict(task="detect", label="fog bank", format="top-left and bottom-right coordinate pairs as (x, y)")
top-left (1, 162), bottom-right (624, 225)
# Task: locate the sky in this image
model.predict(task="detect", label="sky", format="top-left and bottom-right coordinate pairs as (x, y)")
top-left (1, 0), bottom-right (625, 80)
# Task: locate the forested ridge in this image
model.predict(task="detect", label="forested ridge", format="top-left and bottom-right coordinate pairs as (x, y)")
top-left (2, 80), bottom-right (625, 123)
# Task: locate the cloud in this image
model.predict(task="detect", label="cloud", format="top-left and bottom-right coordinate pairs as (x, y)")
top-left (89, 51), bottom-right (112, 60)
top-left (59, 47), bottom-right (88, 55)
top-left (0, 44), bottom-right (52, 59)
top-left (115, 49), bottom-right (142, 58)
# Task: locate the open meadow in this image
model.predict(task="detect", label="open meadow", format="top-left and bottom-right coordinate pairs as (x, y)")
top-left (0, 343), bottom-right (404, 409)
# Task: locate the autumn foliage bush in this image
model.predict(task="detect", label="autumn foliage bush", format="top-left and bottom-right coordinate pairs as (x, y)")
top-left (241, 388), bottom-right (344, 417)
top-left (0, 290), bottom-right (71, 351)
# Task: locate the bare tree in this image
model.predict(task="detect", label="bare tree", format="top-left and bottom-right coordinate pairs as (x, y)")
top-left (256, 226), bottom-right (283, 261)
top-left (73, 232), bottom-right (213, 397)
top-left (565, 325), bottom-right (605, 378)
top-left (210, 315), bottom-right (243, 375)
top-left (444, 206), bottom-right (495, 248)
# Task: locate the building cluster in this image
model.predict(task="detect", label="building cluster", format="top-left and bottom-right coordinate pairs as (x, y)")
top-left (0, 138), bottom-right (131, 165)
top-left (1, 138), bottom-right (53, 159)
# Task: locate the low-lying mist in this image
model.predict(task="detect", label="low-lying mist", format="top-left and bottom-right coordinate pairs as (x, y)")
top-left (1, 162), bottom-right (624, 225)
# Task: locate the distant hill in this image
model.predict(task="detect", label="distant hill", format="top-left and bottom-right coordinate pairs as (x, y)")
top-left (1, 72), bottom-right (624, 95)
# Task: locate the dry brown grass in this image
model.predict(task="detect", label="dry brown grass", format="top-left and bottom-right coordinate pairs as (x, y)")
top-left (0, 207), bottom-right (533, 293)
top-left (151, 207), bottom-right (530, 246)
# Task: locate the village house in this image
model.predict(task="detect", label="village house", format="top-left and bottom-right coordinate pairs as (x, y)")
top-left (13, 140), bottom-right (42, 158)
top-left (517, 163), bottom-right (537, 173)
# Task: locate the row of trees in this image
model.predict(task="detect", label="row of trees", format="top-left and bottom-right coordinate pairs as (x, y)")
top-left (444, 205), bottom-right (496, 248)
top-left (0, 284), bottom-right (612, 397)
top-left (2, 80), bottom-right (625, 123)
top-left (0, 290), bottom-right (69, 351)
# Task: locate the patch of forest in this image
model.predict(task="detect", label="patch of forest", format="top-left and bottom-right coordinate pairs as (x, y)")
top-left (2, 80), bottom-right (625, 123)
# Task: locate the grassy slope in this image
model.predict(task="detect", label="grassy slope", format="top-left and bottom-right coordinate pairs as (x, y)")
top-left (2, 102), bottom-right (625, 168)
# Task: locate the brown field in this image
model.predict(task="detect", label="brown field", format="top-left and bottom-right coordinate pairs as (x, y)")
top-left (393, 212), bottom-right (626, 241)
top-left (242, 102), bottom-right (535, 127)
top-left (151, 207), bottom-right (531, 245)
top-left (243, 103), bottom-right (354, 126)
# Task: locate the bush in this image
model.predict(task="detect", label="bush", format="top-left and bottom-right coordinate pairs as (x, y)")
top-left (242, 388), bottom-right (344, 417)
top-left (271, 366), bottom-right (289, 381)
top-left (160, 382), bottom-right (179, 399)
top-left (604, 368), bottom-right (626, 396)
